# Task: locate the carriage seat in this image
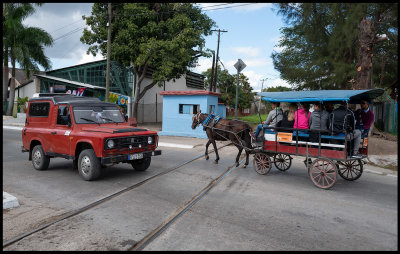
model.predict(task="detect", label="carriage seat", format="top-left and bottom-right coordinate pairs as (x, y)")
top-left (264, 129), bottom-right (276, 134)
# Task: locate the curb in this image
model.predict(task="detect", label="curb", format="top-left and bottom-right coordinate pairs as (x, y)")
top-left (3, 192), bottom-right (20, 209)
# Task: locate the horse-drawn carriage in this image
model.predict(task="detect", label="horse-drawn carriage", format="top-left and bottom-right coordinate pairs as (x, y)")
top-left (192, 89), bottom-right (384, 190)
top-left (252, 89), bottom-right (384, 189)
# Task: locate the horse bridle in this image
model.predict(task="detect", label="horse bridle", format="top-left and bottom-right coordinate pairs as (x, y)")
top-left (193, 112), bottom-right (202, 127)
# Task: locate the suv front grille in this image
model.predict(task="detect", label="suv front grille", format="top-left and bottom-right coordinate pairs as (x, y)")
top-left (105, 136), bottom-right (154, 150)
top-left (118, 136), bottom-right (148, 149)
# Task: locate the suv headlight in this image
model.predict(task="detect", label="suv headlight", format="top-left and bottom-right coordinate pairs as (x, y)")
top-left (148, 136), bottom-right (153, 144)
top-left (107, 139), bottom-right (115, 149)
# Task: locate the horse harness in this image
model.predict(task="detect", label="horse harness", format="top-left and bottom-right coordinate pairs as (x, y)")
top-left (199, 113), bottom-right (252, 151)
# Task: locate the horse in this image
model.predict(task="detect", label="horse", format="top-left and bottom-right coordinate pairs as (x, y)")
top-left (191, 112), bottom-right (253, 168)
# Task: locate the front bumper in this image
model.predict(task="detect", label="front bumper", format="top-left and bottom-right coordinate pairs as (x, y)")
top-left (101, 150), bottom-right (161, 165)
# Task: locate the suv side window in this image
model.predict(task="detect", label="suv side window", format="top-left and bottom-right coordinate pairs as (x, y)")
top-left (29, 102), bottom-right (50, 117)
top-left (57, 106), bottom-right (70, 125)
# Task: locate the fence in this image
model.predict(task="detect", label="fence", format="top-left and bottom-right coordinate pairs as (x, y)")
top-left (372, 100), bottom-right (398, 135)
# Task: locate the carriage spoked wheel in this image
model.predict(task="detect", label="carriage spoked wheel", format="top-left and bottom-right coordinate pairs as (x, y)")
top-left (309, 158), bottom-right (337, 189)
top-left (253, 152), bottom-right (272, 175)
top-left (336, 159), bottom-right (363, 181)
top-left (273, 153), bottom-right (292, 171)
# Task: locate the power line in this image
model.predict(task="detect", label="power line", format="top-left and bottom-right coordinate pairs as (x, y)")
top-left (50, 19), bottom-right (85, 34)
top-left (53, 26), bottom-right (86, 42)
top-left (50, 3), bottom-right (259, 44)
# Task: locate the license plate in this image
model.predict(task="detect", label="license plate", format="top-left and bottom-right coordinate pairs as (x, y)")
top-left (129, 153), bottom-right (143, 160)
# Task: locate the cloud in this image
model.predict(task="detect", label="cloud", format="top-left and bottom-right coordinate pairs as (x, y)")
top-left (267, 78), bottom-right (292, 89)
top-left (230, 47), bottom-right (261, 57)
top-left (192, 57), bottom-right (213, 74)
top-left (78, 49), bottom-right (105, 65)
top-left (22, 3), bottom-right (92, 61)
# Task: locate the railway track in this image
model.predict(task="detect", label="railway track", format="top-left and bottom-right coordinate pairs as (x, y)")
top-left (3, 142), bottom-right (246, 250)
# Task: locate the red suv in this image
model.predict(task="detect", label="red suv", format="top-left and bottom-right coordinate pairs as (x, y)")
top-left (21, 94), bottom-right (161, 181)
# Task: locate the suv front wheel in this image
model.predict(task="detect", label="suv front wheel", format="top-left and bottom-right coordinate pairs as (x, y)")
top-left (78, 149), bottom-right (101, 181)
top-left (32, 144), bottom-right (50, 171)
top-left (130, 157), bottom-right (151, 171)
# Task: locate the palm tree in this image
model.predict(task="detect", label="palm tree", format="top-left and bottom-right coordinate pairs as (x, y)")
top-left (3, 3), bottom-right (53, 115)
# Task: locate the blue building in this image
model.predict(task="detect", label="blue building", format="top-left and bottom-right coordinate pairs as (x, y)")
top-left (158, 91), bottom-right (226, 138)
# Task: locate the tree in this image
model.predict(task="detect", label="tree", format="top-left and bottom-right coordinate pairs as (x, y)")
top-left (3, 3), bottom-right (53, 115)
top-left (271, 3), bottom-right (397, 90)
top-left (262, 86), bottom-right (292, 92)
top-left (81, 3), bottom-right (215, 119)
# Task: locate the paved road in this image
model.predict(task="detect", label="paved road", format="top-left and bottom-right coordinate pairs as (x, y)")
top-left (3, 128), bottom-right (398, 251)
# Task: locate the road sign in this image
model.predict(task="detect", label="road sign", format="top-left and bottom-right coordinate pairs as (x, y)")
top-left (234, 59), bottom-right (246, 73)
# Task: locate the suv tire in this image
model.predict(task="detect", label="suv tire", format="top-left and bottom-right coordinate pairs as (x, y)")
top-left (78, 149), bottom-right (101, 181)
top-left (130, 157), bottom-right (151, 171)
top-left (32, 144), bottom-right (50, 171)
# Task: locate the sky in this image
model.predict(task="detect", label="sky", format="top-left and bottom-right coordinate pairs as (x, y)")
top-left (21, 3), bottom-right (290, 92)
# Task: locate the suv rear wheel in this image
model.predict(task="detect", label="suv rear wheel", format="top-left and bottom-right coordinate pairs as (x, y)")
top-left (78, 149), bottom-right (101, 181)
top-left (32, 144), bottom-right (50, 171)
top-left (130, 157), bottom-right (151, 171)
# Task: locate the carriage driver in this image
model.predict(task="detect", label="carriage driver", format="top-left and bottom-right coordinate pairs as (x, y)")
top-left (254, 101), bottom-right (283, 138)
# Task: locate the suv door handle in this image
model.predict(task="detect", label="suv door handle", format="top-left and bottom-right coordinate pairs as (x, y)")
top-left (51, 131), bottom-right (56, 134)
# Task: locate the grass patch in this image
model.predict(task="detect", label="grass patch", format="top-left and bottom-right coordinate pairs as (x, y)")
top-left (226, 114), bottom-right (267, 127)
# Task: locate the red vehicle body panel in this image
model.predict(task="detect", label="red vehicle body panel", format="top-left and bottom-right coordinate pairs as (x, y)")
top-left (22, 98), bottom-right (159, 161)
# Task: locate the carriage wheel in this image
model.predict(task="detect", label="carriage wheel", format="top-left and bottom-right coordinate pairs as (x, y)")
top-left (253, 153), bottom-right (272, 175)
top-left (336, 159), bottom-right (363, 181)
top-left (274, 154), bottom-right (292, 171)
top-left (309, 158), bottom-right (337, 189)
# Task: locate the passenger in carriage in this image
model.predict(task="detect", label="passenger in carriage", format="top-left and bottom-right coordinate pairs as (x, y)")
top-left (355, 99), bottom-right (374, 137)
top-left (254, 101), bottom-right (283, 138)
top-left (293, 102), bottom-right (312, 166)
top-left (277, 102), bottom-right (297, 132)
top-left (293, 102), bottom-right (311, 134)
top-left (323, 101), bottom-right (334, 114)
top-left (328, 101), bottom-right (362, 158)
top-left (309, 102), bottom-right (329, 143)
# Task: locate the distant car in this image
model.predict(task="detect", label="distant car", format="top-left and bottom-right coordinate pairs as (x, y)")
top-left (21, 94), bottom-right (161, 181)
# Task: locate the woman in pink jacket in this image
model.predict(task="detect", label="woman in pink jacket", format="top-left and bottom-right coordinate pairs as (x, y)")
top-left (294, 102), bottom-right (311, 166)
top-left (293, 102), bottom-right (311, 132)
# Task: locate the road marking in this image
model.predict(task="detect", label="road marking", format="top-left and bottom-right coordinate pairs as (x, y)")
top-left (158, 142), bottom-right (193, 149)
top-left (3, 126), bottom-right (23, 131)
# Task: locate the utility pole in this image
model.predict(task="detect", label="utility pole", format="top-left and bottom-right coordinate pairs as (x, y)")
top-left (259, 78), bottom-right (268, 113)
top-left (211, 29), bottom-right (227, 92)
top-left (105, 3), bottom-right (112, 102)
top-left (209, 51), bottom-right (215, 92)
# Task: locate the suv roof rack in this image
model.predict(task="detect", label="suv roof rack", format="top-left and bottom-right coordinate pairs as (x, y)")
top-left (32, 93), bottom-right (73, 98)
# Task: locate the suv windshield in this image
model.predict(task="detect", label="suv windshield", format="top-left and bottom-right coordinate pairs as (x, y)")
top-left (73, 106), bottom-right (124, 124)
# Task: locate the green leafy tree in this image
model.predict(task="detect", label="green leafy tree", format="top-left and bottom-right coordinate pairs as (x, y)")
top-left (271, 3), bottom-right (397, 90)
top-left (3, 3), bottom-right (53, 115)
top-left (81, 3), bottom-right (215, 118)
top-left (262, 86), bottom-right (292, 92)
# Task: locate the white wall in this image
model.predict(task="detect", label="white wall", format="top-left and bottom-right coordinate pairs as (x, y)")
top-left (17, 81), bottom-right (36, 99)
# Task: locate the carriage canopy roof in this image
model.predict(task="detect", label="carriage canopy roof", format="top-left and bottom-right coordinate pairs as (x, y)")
top-left (258, 89), bottom-right (384, 104)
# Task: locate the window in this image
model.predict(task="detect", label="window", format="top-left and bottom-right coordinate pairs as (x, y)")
top-left (73, 105), bottom-right (124, 124)
top-left (57, 106), bottom-right (70, 125)
top-left (29, 102), bottom-right (50, 117)
top-left (179, 104), bottom-right (200, 114)
top-left (209, 105), bottom-right (215, 114)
